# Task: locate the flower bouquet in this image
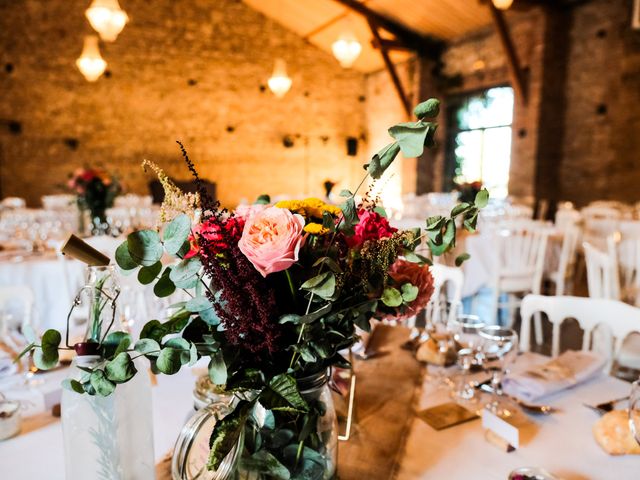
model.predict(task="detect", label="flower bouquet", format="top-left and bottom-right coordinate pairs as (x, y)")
top-left (68, 167), bottom-right (122, 235)
top-left (26, 99), bottom-right (487, 479)
top-left (454, 180), bottom-right (484, 205)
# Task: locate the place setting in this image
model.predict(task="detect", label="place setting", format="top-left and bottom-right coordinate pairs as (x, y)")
top-left (2, 0), bottom-right (640, 479)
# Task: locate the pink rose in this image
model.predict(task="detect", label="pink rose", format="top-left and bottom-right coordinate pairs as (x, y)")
top-left (234, 203), bottom-right (269, 222)
top-left (345, 209), bottom-right (397, 247)
top-left (239, 206), bottom-right (305, 277)
top-left (387, 259), bottom-right (435, 320)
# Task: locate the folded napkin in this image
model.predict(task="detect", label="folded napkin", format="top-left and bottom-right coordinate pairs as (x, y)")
top-left (502, 350), bottom-right (606, 402)
top-left (0, 350), bottom-right (18, 378)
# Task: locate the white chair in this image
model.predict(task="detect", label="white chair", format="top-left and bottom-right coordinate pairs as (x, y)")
top-left (0, 285), bottom-right (36, 349)
top-left (490, 223), bottom-right (549, 342)
top-left (520, 294), bottom-right (640, 372)
top-left (428, 264), bottom-right (464, 324)
top-left (546, 225), bottom-right (581, 296)
top-left (609, 234), bottom-right (640, 306)
top-left (584, 242), bottom-right (620, 300)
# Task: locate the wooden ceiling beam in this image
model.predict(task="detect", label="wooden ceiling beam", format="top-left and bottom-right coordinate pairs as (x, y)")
top-left (371, 38), bottom-right (414, 52)
top-left (488, 3), bottom-right (528, 104)
top-left (368, 19), bottom-right (412, 118)
top-left (334, 0), bottom-right (444, 58)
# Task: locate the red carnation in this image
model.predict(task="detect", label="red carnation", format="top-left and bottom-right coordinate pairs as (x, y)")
top-left (345, 210), bottom-right (397, 247)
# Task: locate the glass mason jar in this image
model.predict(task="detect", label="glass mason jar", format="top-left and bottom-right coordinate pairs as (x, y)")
top-left (80, 265), bottom-right (121, 344)
top-left (61, 355), bottom-right (155, 480)
top-left (173, 370), bottom-right (338, 480)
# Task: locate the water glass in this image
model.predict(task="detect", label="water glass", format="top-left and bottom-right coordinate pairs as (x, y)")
top-left (450, 314), bottom-right (485, 401)
top-left (480, 326), bottom-right (518, 417)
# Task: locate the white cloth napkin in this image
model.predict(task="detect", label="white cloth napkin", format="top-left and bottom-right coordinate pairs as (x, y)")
top-left (502, 350), bottom-right (606, 402)
top-left (0, 350), bottom-right (18, 378)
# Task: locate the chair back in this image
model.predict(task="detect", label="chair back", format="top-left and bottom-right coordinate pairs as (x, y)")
top-left (584, 242), bottom-right (620, 300)
top-left (520, 294), bottom-right (640, 372)
top-left (609, 234), bottom-right (640, 305)
top-left (556, 225), bottom-right (581, 290)
top-left (494, 222), bottom-right (549, 292)
top-left (427, 264), bottom-right (464, 324)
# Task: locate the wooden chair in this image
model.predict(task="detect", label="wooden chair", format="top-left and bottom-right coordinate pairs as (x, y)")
top-left (520, 294), bottom-right (640, 372)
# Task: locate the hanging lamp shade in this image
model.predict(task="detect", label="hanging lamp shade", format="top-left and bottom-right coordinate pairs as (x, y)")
top-left (267, 58), bottom-right (292, 98)
top-left (76, 35), bottom-right (107, 82)
top-left (85, 0), bottom-right (129, 42)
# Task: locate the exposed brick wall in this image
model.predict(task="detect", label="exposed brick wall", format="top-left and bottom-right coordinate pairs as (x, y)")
top-left (437, 0), bottom-right (640, 207)
top-left (0, 0), bottom-right (366, 207)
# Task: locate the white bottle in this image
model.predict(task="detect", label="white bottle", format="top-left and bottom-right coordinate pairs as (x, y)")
top-left (61, 355), bottom-right (155, 480)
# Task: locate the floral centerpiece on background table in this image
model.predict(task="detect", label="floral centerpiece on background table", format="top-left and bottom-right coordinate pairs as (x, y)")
top-left (27, 99), bottom-right (488, 479)
top-left (67, 167), bottom-right (122, 235)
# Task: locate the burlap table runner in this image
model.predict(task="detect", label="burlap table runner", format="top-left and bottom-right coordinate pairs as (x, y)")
top-left (157, 324), bottom-right (424, 479)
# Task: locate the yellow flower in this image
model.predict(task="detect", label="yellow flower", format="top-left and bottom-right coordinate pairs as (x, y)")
top-left (276, 198), bottom-right (341, 219)
top-left (303, 222), bottom-right (329, 235)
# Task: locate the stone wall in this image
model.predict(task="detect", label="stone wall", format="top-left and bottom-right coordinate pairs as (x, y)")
top-left (0, 0), bottom-right (366, 207)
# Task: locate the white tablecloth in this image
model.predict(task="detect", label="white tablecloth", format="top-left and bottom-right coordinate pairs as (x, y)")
top-left (397, 353), bottom-right (639, 479)
top-left (2, 354), bottom-right (637, 479)
top-left (0, 253), bottom-right (85, 331)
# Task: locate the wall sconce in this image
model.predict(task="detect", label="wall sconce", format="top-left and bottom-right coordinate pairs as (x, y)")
top-left (76, 35), bottom-right (107, 82)
top-left (85, 0), bottom-right (129, 42)
top-left (492, 0), bottom-right (514, 10)
top-left (332, 32), bottom-right (362, 68)
top-left (268, 59), bottom-right (292, 98)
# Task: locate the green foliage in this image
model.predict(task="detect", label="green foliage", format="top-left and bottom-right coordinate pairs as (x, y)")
top-left (240, 450), bottom-right (290, 480)
top-left (33, 329), bottom-right (61, 370)
top-left (388, 121), bottom-right (434, 158)
top-left (209, 351), bottom-right (227, 385)
top-left (338, 196), bottom-right (358, 232)
top-left (401, 283), bottom-right (419, 303)
top-left (90, 369), bottom-right (116, 396)
top-left (137, 261), bottom-right (162, 285)
top-left (381, 287), bottom-right (403, 307)
top-left (413, 98), bottom-right (440, 119)
top-left (115, 241), bottom-right (137, 270)
top-left (156, 347), bottom-right (183, 375)
top-left (255, 194), bottom-right (271, 205)
top-left (300, 272), bottom-right (335, 300)
top-left (154, 267), bottom-right (176, 297)
top-left (262, 375), bottom-right (309, 412)
top-left (366, 142), bottom-right (401, 179)
top-left (163, 214), bottom-right (191, 255)
top-left (127, 230), bottom-right (163, 267)
top-left (105, 352), bottom-right (137, 383)
top-left (170, 257), bottom-right (202, 289)
top-left (208, 401), bottom-right (252, 470)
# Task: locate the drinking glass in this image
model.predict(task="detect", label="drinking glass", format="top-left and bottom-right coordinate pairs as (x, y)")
top-left (629, 378), bottom-right (640, 445)
top-left (480, 326), bottom-right (518, 417)
top-left (450, 314), bottom-right (485, 401)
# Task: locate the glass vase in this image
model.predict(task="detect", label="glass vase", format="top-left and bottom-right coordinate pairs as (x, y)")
top-left (61, 355), bottom-right (155, 480)
top-left (82, 265), bottom-right (120, 344)
top-left (173, 370), bottom-right (338, 480)
top-left (90, 208), bottom-right (109, 236)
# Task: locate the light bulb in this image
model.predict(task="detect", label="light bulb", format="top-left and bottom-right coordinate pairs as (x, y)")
top-left (268, 59), bottom-right (292, 98)
top-left (492, 0), bottom-right (514, 10)
top-left (332, 32), bottom-right (362, 68)
top-left (85, 0), bottom-right (129, 42)
top-left (76, 36), bottom-right (107, 82)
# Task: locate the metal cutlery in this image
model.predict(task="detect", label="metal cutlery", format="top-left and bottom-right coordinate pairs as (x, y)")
top-left (583, 395), bottom-right (629, 415)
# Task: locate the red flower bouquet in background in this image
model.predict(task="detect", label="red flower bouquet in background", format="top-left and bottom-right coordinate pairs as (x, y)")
top-left (68, 167), bottom-right (121, 234)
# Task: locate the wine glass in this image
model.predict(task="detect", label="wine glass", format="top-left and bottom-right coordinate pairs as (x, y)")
top-left (480, 326), bottom-right (518, 417)
top-left (629, 379), bottom-right (640, 445)
top-left (450, 314), bottom-right (485, 401)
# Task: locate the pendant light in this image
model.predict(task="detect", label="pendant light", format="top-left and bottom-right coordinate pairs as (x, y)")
top-left (332, 32), bottom-right (362, 68)
top-left (492, 0), bottom-right (514, 10)
top-left (85, 0), bottom-right (129, 42)
top-left (76, 35), bottom-right (107, 82)
top-left (268, 59), bottom-right (292, 98)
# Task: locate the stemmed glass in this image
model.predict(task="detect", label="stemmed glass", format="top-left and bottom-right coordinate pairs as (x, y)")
top-left (629, 379), bottom-right (640, 445)
top-left (450, 314), bottom-right (485, 401)
top-left (479, 326), bottom-right (518, 417)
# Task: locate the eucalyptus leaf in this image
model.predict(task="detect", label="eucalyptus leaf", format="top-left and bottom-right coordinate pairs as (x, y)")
top-left (413, 98), bottom-right (440, 119)
top-left (186, 296), bottom-right (212, 313)
top-left (239, 450), bottom-right (290, 480)
top-left (401, 283), bottom-right (419, 303)
top-left (278, 314), bottom-right (302, 324)
top-left (381, 287), bottom-right (403, 307)
top-left (170, 257), bottom-right (202, 289)
top-left (373, 206), bottom-right (387, 218)
top-left (34, 329), bottom-right (61, 370)
top-left (311, 256), bottom-right (341, 274)
top-left (367, 141), bottom-right (401, 179)
top-left (163, 214), bottom-right (191, 255)
top-left (140, 320), bottom-right (167, 342)
top-left (105, 352), bottom-right (137, 383)
top-left (156, 347), bottom-right (182, 375)
top-left (62, 378), bottom-right (85, 394)
top-left (209, 351), bottom-right (227, 385)
top-left (134, 338), bottom-right (160, 356)
top-left (388, 121), bottom-right (431, 158)
top-left (474, 189), bottom-right (489, 208)
top-left (154, 267), bottom-right (176, 298)
top-left (338, 197), bottom-right (358, 230)
top-left (300, 271), bottom-right (335, 300)
top-left (128, 230), bottom-right (163, 267)
top-left (90, 369), bottom-right (116, 396)
top-left (138, 261), bottom-right (162, 285)
top-left (255, 194), bottom-right (271, 205)
top-left (267, 374), bottom-right (308, 411)
top-left (451, 202), bottom-right (471, 218)
top-left (115, 241), bottom-right (138, 270)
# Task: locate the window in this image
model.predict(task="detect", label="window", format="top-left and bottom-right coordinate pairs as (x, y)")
top-left (444, 87), bottom-right (514, 200)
